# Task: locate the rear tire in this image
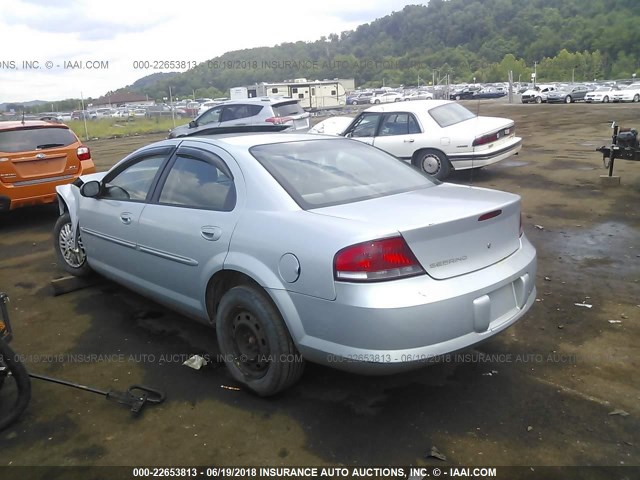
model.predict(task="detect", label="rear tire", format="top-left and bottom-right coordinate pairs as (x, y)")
top-left (634, 94), bottom-right (640, 103)
top-left (0, 339), bottom-right (31, 431)
top-left (414, 149), bottom-right (451, 180)
top-left (216, 285), bottom-right (304, 396)
top-left (53, 213), bottom-right (92, 277)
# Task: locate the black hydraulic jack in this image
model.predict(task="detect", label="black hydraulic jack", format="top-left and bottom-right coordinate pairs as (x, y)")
top-left (596, 121), bottom-right (640, 176)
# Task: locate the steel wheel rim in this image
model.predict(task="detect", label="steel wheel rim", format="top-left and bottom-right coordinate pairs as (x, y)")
top-left (422, 154), bottom-right (440, 175)
top-left (230, 309), bottom-right (270, 378)
top-left (58, 223), bottom-right (86, 268)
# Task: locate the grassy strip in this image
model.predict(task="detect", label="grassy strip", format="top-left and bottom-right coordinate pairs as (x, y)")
top-left (67, 117), bottom-right (189, 140)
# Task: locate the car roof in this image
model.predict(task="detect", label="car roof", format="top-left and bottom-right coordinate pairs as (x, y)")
top-left (217, 97), bottom-right (299, 106)
top-left (184, 132), bottom-right (333, 148)
top-left (364, 99), bottom-right (452, 113)
top-left (0, 120), bottom-right (69, 131)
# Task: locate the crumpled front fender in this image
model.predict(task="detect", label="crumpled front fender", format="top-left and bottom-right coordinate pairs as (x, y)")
top-left (56, 184), bottom-right (81, 248)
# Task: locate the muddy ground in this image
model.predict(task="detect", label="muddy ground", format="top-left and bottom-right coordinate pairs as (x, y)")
top-left (0, 101), bottom-right (638, 476)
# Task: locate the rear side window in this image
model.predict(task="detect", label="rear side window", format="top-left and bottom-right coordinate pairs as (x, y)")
top-left (272, 102), bottom-right (304, 117)
top-left (221, 104), bottom-right (263, 121)
top-left (0, 127), bottom-right (78, 153)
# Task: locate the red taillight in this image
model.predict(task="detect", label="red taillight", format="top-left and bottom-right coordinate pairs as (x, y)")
top-left (478, 209), bottom-right (502, 221)
top-left (77, 145), bottom-right (91, 161)
top-left (472, 132), bottom-right (499, 147)
top-left (472, 126), bottom-right (514, 147)
top-left (334, 236), bottom-right (425, 282)
top-left (265, 116), bottom-right (292, 125)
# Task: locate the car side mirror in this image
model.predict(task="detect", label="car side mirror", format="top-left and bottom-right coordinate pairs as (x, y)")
top-left (189, 120), bottom-right (197, 128)
top-left (80, 180), bottom-right (101, 198)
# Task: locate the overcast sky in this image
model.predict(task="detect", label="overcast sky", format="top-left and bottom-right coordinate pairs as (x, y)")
top-left (0, 0), bottom-right (420, 104)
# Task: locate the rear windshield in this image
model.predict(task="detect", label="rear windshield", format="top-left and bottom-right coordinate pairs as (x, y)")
top-left (0, 127), bottom-right (78, 153)
top-left (429, 103), bottom-right (476, 128)
top-left (272, 101), bottom-right (305, 117)
top-left (250, 138), bottom-right (436, 209)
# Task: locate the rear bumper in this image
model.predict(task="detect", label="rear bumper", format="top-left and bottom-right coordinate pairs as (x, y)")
top-left (0, 161), bottom-right (94, 211)
top-left (448, 137), bottom-right (522, 170)
top-left (279, 235), bottom-right (537, 374)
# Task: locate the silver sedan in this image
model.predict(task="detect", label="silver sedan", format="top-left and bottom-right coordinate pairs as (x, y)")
top-left (54, 133), bottom-right (537, 396)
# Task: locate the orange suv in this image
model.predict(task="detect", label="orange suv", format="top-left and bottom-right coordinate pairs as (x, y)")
top-left (0, 121), bottom-right (95, 211)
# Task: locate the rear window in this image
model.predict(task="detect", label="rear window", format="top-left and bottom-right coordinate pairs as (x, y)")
top-left (0, 127), bottom-right (78, 153)
top-left (272, 101), bottom-right (304, 117)
top-left (250, 138), bottom-right (436, 209)
top-left (429, 103), bottom-right (476, 128)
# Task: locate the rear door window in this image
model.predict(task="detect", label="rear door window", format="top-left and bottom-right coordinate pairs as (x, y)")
top-left (0, 127), bottom-right (78, 153)
top-left (378, 113), bottom-right (421, 136)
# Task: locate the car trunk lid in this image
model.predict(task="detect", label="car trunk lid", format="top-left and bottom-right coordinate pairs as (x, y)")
top-left (313, 184), bottom-right (521, 280)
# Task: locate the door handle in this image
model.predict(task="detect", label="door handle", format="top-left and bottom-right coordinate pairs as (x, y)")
top-left (403, 139), bottom-right (415, 143)
top-left (120, 213), bottom-right (132, 225)
top-left (201, 226), bottom-right (222, 241)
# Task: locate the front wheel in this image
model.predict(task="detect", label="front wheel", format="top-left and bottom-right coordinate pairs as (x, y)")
top-left (0, 338), bottom-right (31, 430)
top-left (603, 96), bottom-right (609, 103)
top-left (53, 212), bottom-right (92, 277)
top-left (216, 285), bottom-right (304, 396)
top-left (535, 96), bottom-right (542, 104)
top-left (634, 94), bottom-right (640, 103)
top-left (414, 149), bottom-right (451, 180)
top-left (565, 95), bottom-right (572, 104)
top-left (374, 99), bottom-right (381, 104)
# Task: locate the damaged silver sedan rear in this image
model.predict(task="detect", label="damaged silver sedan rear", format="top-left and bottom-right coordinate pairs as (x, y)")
top-left (54, 133), bottom-right (536, 396)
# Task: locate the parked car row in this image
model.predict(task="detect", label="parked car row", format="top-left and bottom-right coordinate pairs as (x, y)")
top-left (520, 82), bottom-right (640, 104)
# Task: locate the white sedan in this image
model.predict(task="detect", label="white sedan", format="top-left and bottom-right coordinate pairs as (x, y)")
top-left (370, 92), bottom-right (403, 104)
top-left (584, 86), bottom-right (619, 103)
top-left (611, 83), bottom-right (640, 103)
top-left (402, 91), bottom-right (434, 101)
top-left (309, 100), bottom-right (522, 180)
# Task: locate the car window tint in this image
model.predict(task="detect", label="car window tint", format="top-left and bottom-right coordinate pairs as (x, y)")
top-left (0, 127), bottom-right (77, 153)
top-left (159, 156), bottom-right (235, 211)
top-left (251, 138), bottom-right (435, 209)
top-left (105, 155), bottom-right (164, 201)
top-left (429, 103), bottom-right (476, 128)
top-left (349, 113), bottom-right (380, 137)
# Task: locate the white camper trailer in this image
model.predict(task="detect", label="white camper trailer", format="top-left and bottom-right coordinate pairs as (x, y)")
top-left (230, 79), bottom-right (350, 109)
